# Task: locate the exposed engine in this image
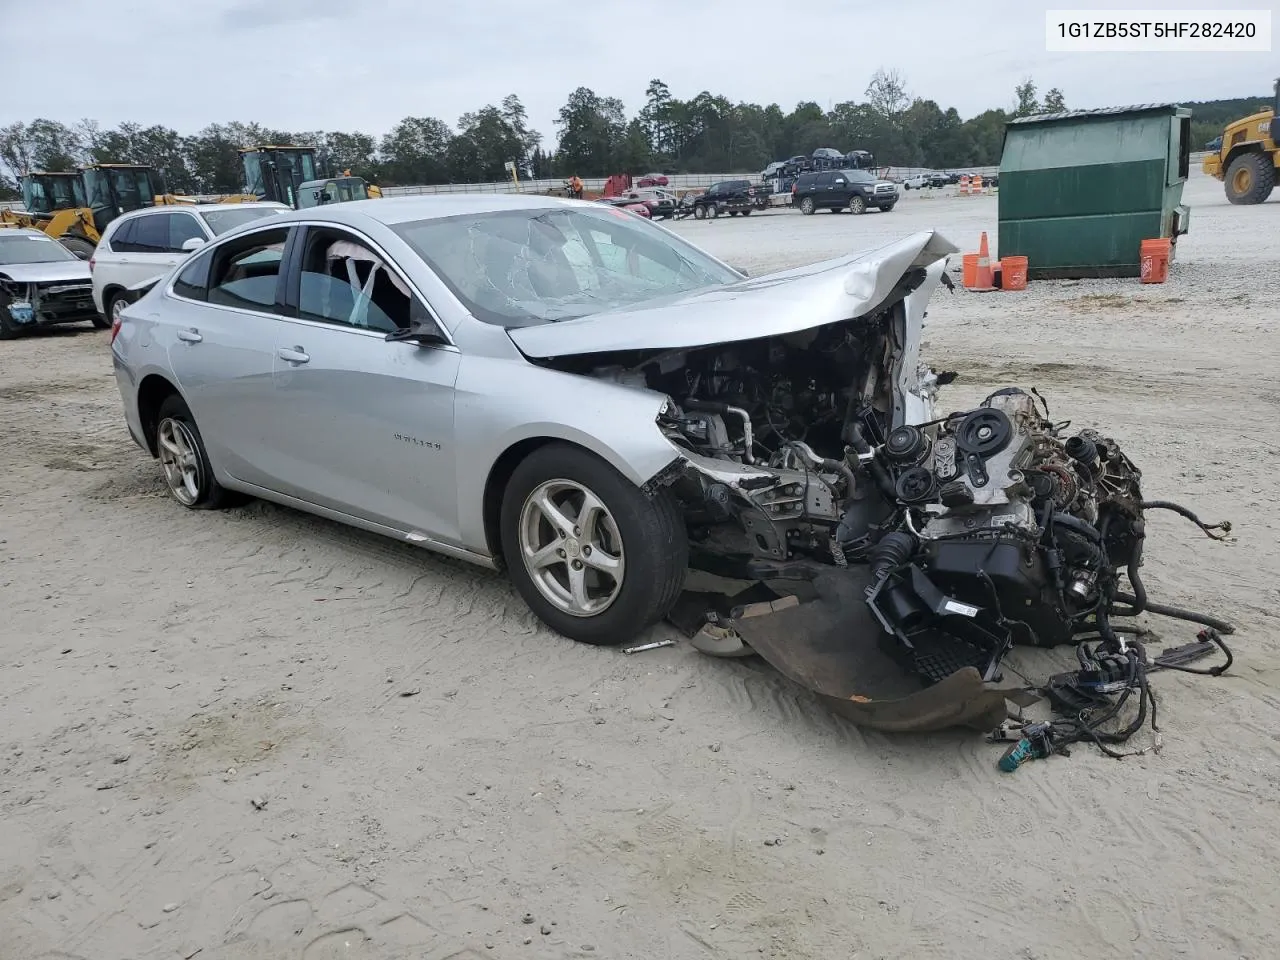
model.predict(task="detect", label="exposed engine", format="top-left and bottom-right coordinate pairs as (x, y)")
top-left (577, 317), bottom-right (1179, 686)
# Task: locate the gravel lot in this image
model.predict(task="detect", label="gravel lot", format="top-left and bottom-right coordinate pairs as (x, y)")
top-left (3, 173), bottom-right (1278, 960)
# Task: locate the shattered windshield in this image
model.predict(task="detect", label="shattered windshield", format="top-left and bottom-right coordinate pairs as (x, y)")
top-left (391, 206), bottom-right (741, 326)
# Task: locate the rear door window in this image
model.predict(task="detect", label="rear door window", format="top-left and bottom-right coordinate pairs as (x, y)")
top-left (206, 226), bottom-right (290, 313)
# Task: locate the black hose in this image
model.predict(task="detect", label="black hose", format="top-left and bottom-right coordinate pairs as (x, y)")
top-left (1052, 512), bottom-right (1102, 543)
top-left (1140, 500), bottom-right (1231, 540)
top-left (1111, 594), bottom-right (1235, 635)
top-left (869, 531), bottom-right (916, 578)
top-left (1110, 520), bottom-right (1147, 617)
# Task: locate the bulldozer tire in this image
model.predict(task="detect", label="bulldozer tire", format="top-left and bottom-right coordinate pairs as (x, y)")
top-left (1225, 152), bottom-right (1276, 205)
top-left (59, 236), bottom-right (96, 260)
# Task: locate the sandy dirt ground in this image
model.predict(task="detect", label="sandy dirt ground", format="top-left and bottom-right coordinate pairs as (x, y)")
top-left (2, 173), bottom-right (1278, 960)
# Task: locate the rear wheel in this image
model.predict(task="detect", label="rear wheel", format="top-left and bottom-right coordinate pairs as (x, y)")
top-left (694, 204), bottom-right (707, 220)
top-left (59, 236), bottom-right (96, 260)
top-left (849, 195), bottom-right (867, 215)
top-left (1225, 152), bottom-right (1275, 205)
top-left (799, 196), bottom-right (816, 215)
top-left (155, 395), bottom-right (237, 510)
top-left (728, 210), bottom-right (739, 216)
top-left (708, 204), bottom-right (720, 218)
top-left (500, 443), bottom-right (688, 646)
top-left (741, 207), bottom-right (752, 216)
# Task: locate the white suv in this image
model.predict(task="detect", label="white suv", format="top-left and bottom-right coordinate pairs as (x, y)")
top-left (91, 202), bottom-right (288, 322)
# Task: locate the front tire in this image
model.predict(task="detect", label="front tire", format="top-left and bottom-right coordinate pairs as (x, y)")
top-left (1225, 152), bottom-right (1275, 205)
top-left (500, 443), bottom-right (688, 646)
top-left (155, 395), bottom-right (237, 510)
top-left (741, 207), bottom-right (752, 216)
top-left (694, 204), bottom-right (707, 220)
top-left (849, 195), bottom-right (867, 215)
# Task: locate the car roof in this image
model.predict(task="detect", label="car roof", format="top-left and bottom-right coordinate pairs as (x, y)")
top-left (0, 228), bottom-right (52, 239)
top-left (115, 201), bottom-right (289, 220)
top-left (255, 193), bottom-right (579, 228)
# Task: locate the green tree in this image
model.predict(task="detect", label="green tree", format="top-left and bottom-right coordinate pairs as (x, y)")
top-left (555, 87), bottom-right (626, 174)
top-left (1042, 88), bottom-right (1066, 113)
top-left (1013, 79), bottom-right (1040, 117)
top-left (379, 116), bottom-right (452, 185)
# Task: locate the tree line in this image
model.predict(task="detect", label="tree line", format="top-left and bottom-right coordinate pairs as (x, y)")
top-left (1, 74), bottom-right (1268, 199)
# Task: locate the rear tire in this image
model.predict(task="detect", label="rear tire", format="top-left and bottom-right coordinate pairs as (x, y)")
top-left (500, 443), bottom-right (688, 646)
top-left (799, 196), bottom-right (816, 215)
top-left (741, 207), bottom-right (752, 216)
top-left (1225, 152), bottom-right (1275, 205)
top-left (59, 236), bottom-right (96, 260)
top-left (155, 395), bottom-right (238, 510)
top-left (694, 204), bottom-right (707, 220)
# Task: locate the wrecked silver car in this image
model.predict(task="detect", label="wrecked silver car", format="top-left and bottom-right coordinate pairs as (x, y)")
top-left (0, 229), bottom-right (104, 339)
top-left (112, 197), bottom-right (1233, 737)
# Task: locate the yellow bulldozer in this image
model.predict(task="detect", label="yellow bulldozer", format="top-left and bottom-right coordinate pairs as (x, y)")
top-left (1202, 78), bottom-right (1279, 205)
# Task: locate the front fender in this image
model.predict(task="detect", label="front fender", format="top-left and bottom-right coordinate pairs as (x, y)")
top-left (452, 354), bottom-right (683, 550)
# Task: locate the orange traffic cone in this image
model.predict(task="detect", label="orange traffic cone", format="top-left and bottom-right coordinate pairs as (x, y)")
top-left (972, 232), bottom-right (995, 291)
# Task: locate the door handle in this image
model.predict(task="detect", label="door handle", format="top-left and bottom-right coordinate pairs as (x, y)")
top-left (176, 328), bottom-right (202, 343)
top-left (278, 346), bottom-right (310, 364)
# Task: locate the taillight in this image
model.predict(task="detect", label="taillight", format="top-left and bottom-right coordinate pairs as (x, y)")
top-left (110, 315), bottom-right (122, 344)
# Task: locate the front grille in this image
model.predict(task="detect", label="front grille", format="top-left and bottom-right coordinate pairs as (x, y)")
top-left (35, 280), bottom-right (97, 323)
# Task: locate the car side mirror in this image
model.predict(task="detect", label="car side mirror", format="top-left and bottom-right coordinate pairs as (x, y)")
top-left (181, 237), bottom-right (205, 252)
top-left (385, 300), bottom-right (449, 347)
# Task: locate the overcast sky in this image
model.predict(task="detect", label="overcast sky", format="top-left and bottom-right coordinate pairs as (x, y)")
top-left (2, 0), bottom-right (1275, 142)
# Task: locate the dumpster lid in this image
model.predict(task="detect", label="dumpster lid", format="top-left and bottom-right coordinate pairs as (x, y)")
top-left (1007, 103), bottom-right (1185, 125)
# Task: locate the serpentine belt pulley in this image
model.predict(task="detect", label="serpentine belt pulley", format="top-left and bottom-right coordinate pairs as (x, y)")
top-left (954, 408), bottom-right (1013, 488)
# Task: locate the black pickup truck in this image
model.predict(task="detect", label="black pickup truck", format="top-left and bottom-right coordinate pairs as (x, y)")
top-left (692, 180), bottom-right (757, 219)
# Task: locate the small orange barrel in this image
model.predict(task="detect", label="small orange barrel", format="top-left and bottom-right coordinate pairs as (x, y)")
top-left (1139, 238), bottom-right (1171, 283)
top-left (1000, 256), bottom-right (1028, 290)
top-left (959, 175), bottom-right (970, 195)
top-left (962, 253), bottom-right (978, 288)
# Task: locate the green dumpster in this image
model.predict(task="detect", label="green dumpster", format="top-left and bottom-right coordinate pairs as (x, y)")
top-left (998, 104), bottom-right (1192, 279)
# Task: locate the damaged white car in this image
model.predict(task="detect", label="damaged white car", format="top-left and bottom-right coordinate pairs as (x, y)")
top-left (113, 196), bottom-right (1233, 733)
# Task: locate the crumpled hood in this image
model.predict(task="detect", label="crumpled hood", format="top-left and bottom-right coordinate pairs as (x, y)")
top-left (508, 230), bottom-right (957, 359)
top-left (0, 261), bottom-right (93, 284)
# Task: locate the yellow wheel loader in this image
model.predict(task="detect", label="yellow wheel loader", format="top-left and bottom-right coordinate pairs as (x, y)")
top-left (0, 164), bottom-right (191, 258)
top-left (1202, 78), bottom-right (1279, 205)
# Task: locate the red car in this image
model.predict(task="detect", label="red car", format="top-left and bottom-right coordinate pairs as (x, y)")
top-left (636, 173), bottom-right (669, 187)
top-left (594, 197), bottom-right (651, 218)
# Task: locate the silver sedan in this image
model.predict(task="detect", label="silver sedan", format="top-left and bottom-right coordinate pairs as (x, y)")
top-left (111, 194), bottom-right (953, 644)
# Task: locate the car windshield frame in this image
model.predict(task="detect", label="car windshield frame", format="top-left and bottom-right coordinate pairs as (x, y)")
top-left (198, 206), bottom-right (286, 236)
top-left (843, 170), bottom-right (876, 183)
top-left (0, 233), bottom-right (79, 265)
top-left (391, 205), bottom-right (742, 328)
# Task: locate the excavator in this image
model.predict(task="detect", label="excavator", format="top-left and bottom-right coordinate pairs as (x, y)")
top-left (1202, 78), bottom-right (1279, 204)
top-left (239, 145), bottom-right (381, 209)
